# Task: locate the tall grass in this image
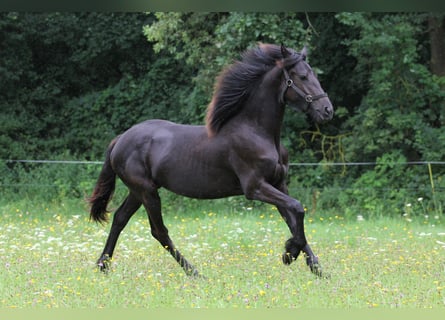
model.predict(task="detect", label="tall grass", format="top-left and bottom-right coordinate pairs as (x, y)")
top-left (0, 199), bottom-right (444, 308)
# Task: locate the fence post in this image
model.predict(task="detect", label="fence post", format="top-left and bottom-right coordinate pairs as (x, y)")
top-left (427, 162), bottom-right (435, 194)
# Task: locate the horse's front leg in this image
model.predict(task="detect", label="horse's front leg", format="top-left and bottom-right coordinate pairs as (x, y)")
top-left (279, 208), bottom-right (323, 277)
top-left (248, 181), bottom-right (323, 277)
top-left (275, 187), bottom-right (323, 277)
top-left (302, 244), bottom-right (322, 277)
top-left (277, 205), bottom-right (322, 276)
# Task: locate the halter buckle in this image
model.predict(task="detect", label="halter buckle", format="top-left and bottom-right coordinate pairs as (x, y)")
top-left (305, 95), bottom-right (313, 103)
top-left (286, 79), bottom-right (293, 87)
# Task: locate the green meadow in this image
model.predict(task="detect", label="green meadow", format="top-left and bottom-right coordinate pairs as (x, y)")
top-left (0, 199), bottom-right (444, 308)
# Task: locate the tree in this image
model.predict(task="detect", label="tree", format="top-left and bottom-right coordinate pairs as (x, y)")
top-left (428, 13), bottom-right (445, 77)
top-left (326, 12), bottom-right (445, 215)
top-left (0, 12), bottom-right (193, 160)
top-left (335, 13), bottom-right (444, 163)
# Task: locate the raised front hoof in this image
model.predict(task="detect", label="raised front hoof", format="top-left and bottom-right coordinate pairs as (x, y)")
top-left (282, 238), bottom-right (304, 265)
top-left (282, 252), bottom-right (296, 265)
top-left (96, 255), bottom-right (111, 273)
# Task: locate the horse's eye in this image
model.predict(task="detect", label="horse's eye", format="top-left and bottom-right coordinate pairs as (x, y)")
top-left (299, 75), bottom-right (307, 81)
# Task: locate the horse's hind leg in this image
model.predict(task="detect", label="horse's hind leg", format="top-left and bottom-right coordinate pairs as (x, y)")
top-left (97, 193), bottom-right (141, 271)
top-left (142, 189), bottom-right (199, 277)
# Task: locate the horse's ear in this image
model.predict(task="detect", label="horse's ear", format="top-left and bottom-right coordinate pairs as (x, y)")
top-left (301, 46), bottom-right (308, 60)
top-left (281, 44), bottom-right (291, 58)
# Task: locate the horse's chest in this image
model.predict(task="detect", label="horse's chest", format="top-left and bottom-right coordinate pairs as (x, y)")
top-left (270, 162), bottom-right (288, 186)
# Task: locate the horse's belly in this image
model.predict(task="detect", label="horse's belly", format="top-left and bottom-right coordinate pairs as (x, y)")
top-left (159, 166), bottom-right (243, 199)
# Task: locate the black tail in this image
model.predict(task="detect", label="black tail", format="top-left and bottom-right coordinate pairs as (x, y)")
top-left (88, 137), bottom-right (119, 224)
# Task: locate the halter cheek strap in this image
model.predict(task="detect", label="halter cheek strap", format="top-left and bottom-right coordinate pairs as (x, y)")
top-left (280, 68), bottom-right (328, 110)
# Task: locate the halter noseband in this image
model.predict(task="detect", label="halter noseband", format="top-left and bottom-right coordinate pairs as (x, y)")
top-left (281, 67), bottom-right (328, 110)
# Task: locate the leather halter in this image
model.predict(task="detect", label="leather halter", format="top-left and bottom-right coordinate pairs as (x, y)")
top-left (281, 66), bottom-right (328, 111)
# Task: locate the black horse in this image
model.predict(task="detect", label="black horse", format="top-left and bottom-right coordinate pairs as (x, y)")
top-left (89, 44), bottom-right (333, 277)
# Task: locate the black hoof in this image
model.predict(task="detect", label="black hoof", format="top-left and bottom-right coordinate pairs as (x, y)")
top-left (186, 268), bottom-right (200, 277)
top-left (97, 254), bottom-right (111, 273)
top-left (282, 252), bottom-right (293, 265)
top-left (189, 270), bottom-right (207, 280)
top-left (305, 255), bottom-right (328, 278)
top-left (282, 237), bottom-right (304, 265)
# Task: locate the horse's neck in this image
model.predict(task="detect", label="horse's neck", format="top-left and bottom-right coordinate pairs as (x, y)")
top-left (242, 70), bottom-right (285, 145)
top-left (240, 91), bottom-right (285, 146)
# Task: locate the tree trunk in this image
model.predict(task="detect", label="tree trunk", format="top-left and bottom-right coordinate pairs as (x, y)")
top-left (428, 14), bottom-right (445, 77)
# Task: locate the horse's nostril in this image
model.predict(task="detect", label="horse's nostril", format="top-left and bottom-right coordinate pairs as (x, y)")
top-left (325, 106), bottom-right (333, 116)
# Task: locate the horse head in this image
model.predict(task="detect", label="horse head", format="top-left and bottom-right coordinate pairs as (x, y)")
top-left (280, 45), bottom-right (334, 123)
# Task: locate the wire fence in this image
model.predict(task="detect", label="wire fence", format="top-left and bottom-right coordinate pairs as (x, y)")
top-left (1, 159), bottom-right (444, 191)
top-left (3, 159), bottom-right (104, 165)
top-left (4, 159), bottom-right (445, 166)
top-left (289, 161), bottom-right (445, 166)
top-left (1, 158), bottom-right (443, 216)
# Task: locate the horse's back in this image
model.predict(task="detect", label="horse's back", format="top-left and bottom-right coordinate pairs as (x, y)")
top-left (110, 119), bottom-right (206, 173)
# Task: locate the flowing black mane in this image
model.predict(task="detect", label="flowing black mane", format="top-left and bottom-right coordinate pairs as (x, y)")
top-left (206, 43), bottom-right (302, 136)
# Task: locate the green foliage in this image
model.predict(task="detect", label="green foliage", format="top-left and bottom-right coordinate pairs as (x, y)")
top-left (1, 12), bottom-right (444, 220)
top-left (336, 13), bottom-right (445, 163)
top-left (144, 12), bottom-right (311, 130)
top-left (63, 57), bottom-right (194, 157)
top-left (302, 13), bottom-right (445, 218)
top-left (341, 151), bottom-right (411, 217)
top-left (0, 157), bottom-right (101, 202)
top-left (0, 12), bottom-right (153, 160)
top-left (0, 12), bottom-right (196, 160)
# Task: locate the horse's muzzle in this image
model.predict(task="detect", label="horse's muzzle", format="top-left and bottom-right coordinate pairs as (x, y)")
top-left (312, 103), bottom-right (334, 123)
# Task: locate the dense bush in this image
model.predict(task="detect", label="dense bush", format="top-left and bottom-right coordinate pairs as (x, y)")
top-left (1, 12), bottom-right (443, 218)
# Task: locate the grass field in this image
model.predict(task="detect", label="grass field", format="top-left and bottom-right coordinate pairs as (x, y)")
top-left (0, 198), bottom-right (444, 308)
